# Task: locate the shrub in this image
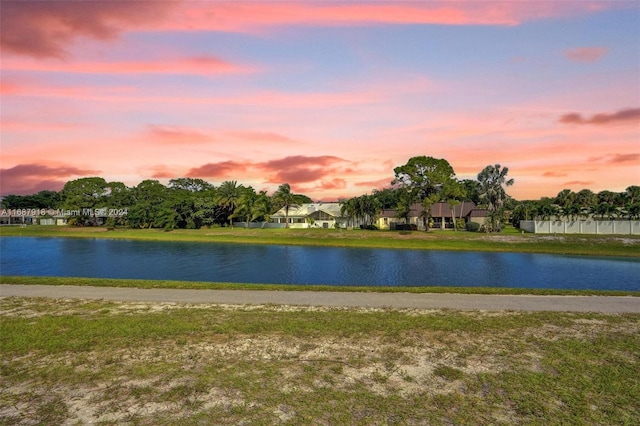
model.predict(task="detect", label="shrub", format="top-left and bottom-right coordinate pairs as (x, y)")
top-left (466, 222), bottom-right (480, 232)
top-left (394, 224), bottom-right (417, 231)
top-left (105, 217), bottom-right (116, 230)
top-left (359, 224), bottom-right (378, 230)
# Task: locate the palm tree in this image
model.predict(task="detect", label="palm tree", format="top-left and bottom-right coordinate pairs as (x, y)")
top-left (575, 189), bottom-right (598, 209)
top-left (359, 195), bottom-right (381, 228)
top-left (215, 181), bottom-right (243, 227)
top-left (340, 198), bottom-right (357, 229)
top-left (626, 202), bottom-right (640, 220)
top-left (554, 189), bottom-right (576, 209)
top-left (625, 186), bottom-right (640, 204)
top-left (232, 187), bottom-right (257, 228)
top-left (251, 191), bottom-right (273, 228)
top-left (536, 203), bottom-right (558, 221)
top-left (477, 164), bottom-right (514, 212)
top-left (564, 204), bottom-right (581, 221)
top-left (273, 183), bottom-right (303, 228)
top-left (591, 203), bottom-right (616, 220)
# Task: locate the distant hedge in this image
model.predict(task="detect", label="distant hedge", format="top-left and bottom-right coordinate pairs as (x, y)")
top-left (466, 222), bottom-right (480, 232)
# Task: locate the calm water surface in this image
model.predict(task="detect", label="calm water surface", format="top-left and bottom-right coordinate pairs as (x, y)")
top-left (1, 237), bottom-right (639, 291)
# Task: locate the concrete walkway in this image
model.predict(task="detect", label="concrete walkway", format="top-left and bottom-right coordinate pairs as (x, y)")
top-left (2, 284), bottom-right (639, 313)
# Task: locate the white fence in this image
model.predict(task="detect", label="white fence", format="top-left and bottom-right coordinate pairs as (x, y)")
top-left (520, 220), bottom-right (640, 235)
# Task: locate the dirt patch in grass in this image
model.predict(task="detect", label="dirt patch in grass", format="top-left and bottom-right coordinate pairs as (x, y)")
top-left (2, 298), bottom-right (639, 425)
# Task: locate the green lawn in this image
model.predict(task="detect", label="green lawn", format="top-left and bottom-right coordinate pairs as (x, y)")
top-left (1, 297), bottom-right (638, 425)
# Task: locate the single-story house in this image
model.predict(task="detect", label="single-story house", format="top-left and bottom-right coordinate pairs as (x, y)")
top-left (271, 203), bottom-right (348, 229)
top-left (377, 201), bottom-right (486, 230)
top-left (468, 208), bottom-right (490, 226)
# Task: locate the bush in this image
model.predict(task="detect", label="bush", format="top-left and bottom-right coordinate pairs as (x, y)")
top-left (105, 217), bottom-right (116, 231)
top-left (359, 224), bottom-right (378, 230)
top-left (466, 222), bottom-right (480, 232)
top-left (394, 224), bottom-right (417, 231)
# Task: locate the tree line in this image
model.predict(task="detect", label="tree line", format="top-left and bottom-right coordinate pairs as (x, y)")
top-left (1, 178), bottom-right (311, 230)
top-left (2, 156), bottom-right (638, 230)
top-left (510, 186), bottom-right (640, 226)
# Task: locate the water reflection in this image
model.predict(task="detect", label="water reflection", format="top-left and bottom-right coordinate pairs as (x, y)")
top-left (1, 237), bottom-right (639, 291)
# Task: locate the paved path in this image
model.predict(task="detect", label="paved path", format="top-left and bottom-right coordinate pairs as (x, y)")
top-left (2, 284), bottom-right (639, 313)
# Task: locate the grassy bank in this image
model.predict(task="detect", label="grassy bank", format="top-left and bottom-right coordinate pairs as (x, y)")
top-left (3, 275), bottom-right (639, 296)
top-left (2, 225), bottom-right (639, 257)
top-left (1, 297), bottom-right (638, 425)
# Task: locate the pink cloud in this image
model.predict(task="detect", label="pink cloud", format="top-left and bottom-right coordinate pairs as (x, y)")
top-left (563, 180), bottom-right (595, 187)
top-left (261, 155), bottom-right (346, 170)
top-left (608, 153), bottom-right (640, 164)
top-left (559, 108), bottom-right (640, 125)
top-left (0, 1), bottom-right (178, 58)
top-left (542, 171), bottom-right (568, 178)
top-left (259, 156), bottom-right (350, 185)
top-left (564, 46), bottom-right (608, 63)
top-left (146, 165), bottom-right (183, 179)
top-left (3, 83), bottom-right (380, 109)
top-left (589, 153), bottom-right (640, 164)
top-left (318, 179), bottom-right (348, 190)
top-left (182, 156), bottom-right (351, 187)
top-left (3, 1), bottom-right (623, 59)
top-left (0, 163), bottom-right (100, 195)
top-left (187, 161), bottom-right (250, 179)
top-left (166, 1), bottom-right (621, 32)
top-left (146, 125), bottom-right (212, 144)
top-left (4, 55), bottom-right (252, 76)
top-left (227, 131), bottom-right (294, 144)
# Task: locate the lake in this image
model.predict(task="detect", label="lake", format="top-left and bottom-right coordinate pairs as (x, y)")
top-left (1, 237), bottom-right (639, 291)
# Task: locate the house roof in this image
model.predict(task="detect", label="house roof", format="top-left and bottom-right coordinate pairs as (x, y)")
top-left (273, 201), bottom-right (480, 219)
top-left (408, 201), bottom-right (477, 218)
top-left (469, 208), bottom-right (489, 217)
top-left (379, 209), bottom-right (397, 218)
top-left (272, 202), bottom-right (343, 218)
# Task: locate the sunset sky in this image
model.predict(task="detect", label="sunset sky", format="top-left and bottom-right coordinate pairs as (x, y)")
top-left (1, 0), bottom-right (639, 201)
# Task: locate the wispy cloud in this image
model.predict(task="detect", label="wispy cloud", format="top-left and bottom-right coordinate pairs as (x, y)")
top-left (563, 180), bottom-right (595, 187)
top-left (564, 46), bottom-right (608, 63)
top-left (183, 155), bottom-right (351, 189)
top-left (165, 1), bottom-right (620, 32)
top-left (147, 165), bottom-right (184, 179)
top-left (0, 163), bottom-right (100, 195)
top-left (226, 131), bottom-right (294, 144)
top-left (589, 153), bottom-right (640, 164)
top-left (3, 1), bottom-right (622, 58)
top-left (4, 55), bottom-right (253, 76)
top-left (608, 153), bottom-right (640, 164)
top-left (542, 171), bottom-right (568, 178)
top-left (187, 161), bottom-right (250, 179)
top-left (145, 125), bottom-right (212, 144)
top-left (558, 108), bottom-right (640, 125)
